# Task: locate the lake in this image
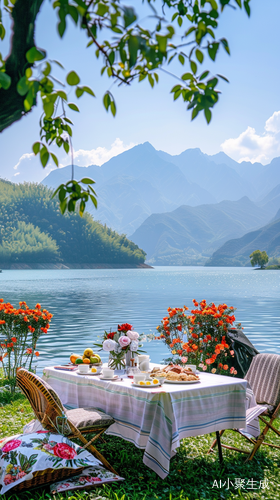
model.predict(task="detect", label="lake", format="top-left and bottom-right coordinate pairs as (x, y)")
top-left (1, 267), bottom-right (279, 374)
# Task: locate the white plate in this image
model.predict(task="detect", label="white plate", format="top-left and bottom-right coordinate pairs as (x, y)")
top-left (77, 371), bottom-right (101, 376)
top-left (164, 379), bottom-right (200, 384)
top-left (99, 375), bottom-right (119, 381)
top-left (132, 381), bottom-right (162, 388)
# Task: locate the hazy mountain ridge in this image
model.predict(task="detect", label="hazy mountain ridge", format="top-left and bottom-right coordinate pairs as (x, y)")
top-left (206, 216), bottom-right (280, 267)
top-left (130, 197), bottom-right (273, 266)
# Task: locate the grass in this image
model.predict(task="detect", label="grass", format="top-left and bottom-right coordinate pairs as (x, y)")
top-left (0, 376), bottom-right (280, 500)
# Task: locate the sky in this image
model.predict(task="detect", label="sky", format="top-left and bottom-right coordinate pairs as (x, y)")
top-left (1, 0), bottom-right (280, 184)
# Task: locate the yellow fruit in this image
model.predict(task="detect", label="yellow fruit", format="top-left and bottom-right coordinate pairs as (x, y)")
top-left (75, 358), bottom-right (84, 365)
top-left (153, 379), bottom-right (159, 384)
top-left (146, 381), bottom-right (151, 385)
top-left (83, 348), bottom-right (94, 358)
top-left (90, 356), bottom-right (100, 364)
top-left (91, 367), bottom-right (97, 373)
top-left (139, 381), bottom-right (145, 385)
top-left (83, 358), bottom-right (90, 364)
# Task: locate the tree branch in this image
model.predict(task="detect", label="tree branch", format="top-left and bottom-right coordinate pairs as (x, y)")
top-left (0, 0), bottom-right (45, 133)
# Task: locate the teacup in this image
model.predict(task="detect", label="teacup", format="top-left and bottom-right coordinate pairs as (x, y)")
top-left (78, 364), bottom-right (89, 374)
top-left (185, 365), bottom-right (197, 374)
top-left (102, 368), bottom-right (114, 379)
top-left (134, 373), bottom-right (146, 384)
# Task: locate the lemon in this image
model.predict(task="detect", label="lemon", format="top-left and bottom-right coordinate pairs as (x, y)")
top-left (146, 381), bottom-right (151, 385)
top-left (91, 367), bottom-right (97, 373)
top-left (139, 381), bottom-right (145, 385)
top-left (153, 379), bottom-right (159, 384)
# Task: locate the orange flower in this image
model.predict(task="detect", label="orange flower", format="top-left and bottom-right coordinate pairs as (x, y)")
top-left (0, 320), bottom-right (5, 325)
top-left (223, 365), bottom-right (229, 370)
top-left (11, 337), bottom-right (17, 342)
top-left (35, 351), bottom-right (40, 357)
top-left (35, 304), bottom-right (41, 309)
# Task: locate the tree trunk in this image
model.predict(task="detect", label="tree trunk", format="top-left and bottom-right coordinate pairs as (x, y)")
top-left (0, 0), bottom-right (45, 132)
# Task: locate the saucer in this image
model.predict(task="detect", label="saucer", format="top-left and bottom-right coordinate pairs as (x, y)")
top-left (99, 375), bottom-right (118, 381)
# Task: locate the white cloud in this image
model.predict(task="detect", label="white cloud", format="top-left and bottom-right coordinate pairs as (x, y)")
top-left (13, 153), bottom-right (34, 171)
top-left (67, 138), bottom-right (136, 167)
top-left (11, 153), bottom-right (56, 183)
top-left (221, 111), bottom-right (280, 164)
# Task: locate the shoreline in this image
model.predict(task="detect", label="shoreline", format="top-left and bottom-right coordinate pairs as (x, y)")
top-left (0, 262), bottom-right (153, 270)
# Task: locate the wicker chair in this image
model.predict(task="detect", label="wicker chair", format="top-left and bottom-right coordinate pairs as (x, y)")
top-left (16, 368), bottom-right (117, 474)
top-left (208, 353), bottom-right (280, 461)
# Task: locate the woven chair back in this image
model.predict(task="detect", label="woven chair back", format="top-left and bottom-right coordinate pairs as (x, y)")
top-left (16, 368), bottom-right (65, 433)
top-left (245, 353), bottom-right (280, 407)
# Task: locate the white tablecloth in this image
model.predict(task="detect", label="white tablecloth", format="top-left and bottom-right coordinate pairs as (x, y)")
top-left (42, 366), bottom-right (259, 479)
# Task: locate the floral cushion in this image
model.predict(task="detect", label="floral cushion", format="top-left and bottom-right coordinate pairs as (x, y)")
top-left (50, 466), bottom-right (124, 494)
top-left (0, 431), bottom-right (104, 494)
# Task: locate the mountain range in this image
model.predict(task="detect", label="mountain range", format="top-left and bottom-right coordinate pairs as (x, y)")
top-left (41, 142), bottom-right (280, 266)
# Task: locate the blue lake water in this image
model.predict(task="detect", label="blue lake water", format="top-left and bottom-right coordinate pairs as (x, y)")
top-left (0, 267), bottom-right (279, 374)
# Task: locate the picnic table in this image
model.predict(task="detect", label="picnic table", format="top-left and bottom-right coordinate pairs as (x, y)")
top-left (42, 365), bottom-right (258, 479)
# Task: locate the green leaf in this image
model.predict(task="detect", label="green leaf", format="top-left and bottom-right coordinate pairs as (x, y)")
top-left (123, 6), bottom-right (137, 28)
top-left (0, 71), bottom-right (11, 89)
top-left (110, 100), bottom-right (116, 116)
top-left (52, 59), bottom-right (64, 69)
top-left (208, 42), bottom-right (219, 61)
top-left (199, 70), bottom-right (210, 81)
top-left (68, 102), bottom-right (80, 112)
top-left (178, 54), bottom-right (185, 65)
top-left (66, 71), bottom-right (80, 86)
top-left (58, 187), bottom-right (66, 202)
top-left (58, 18), bottom-right (66, 38)
top-left (16, 76), bottom-right (29, 96)
top-left (63, 141), bottom-right (70, 154)
top-left (191, 107), bottom-right (199, 120)
top-left (90, 194), bottom-right (98, 208)
top-left (26, 47), bottom-right (46, 63)
top-left (23, 89), bottom-right (34, 111)
top-left (43, 62), bottom-right (51, 76)
top-left (57, 90), bottom-right (67, 100)
top-left (156, 35), bottom-right (167, 54)
top-left (81, 178), bottom-right (95, 185)
top-left (32, 142), bottom-right (40, 155)
top-left (60, 198), bottom-right (67, 214)
top-left (25, 68), bottom-right (32, 78)
top-left (178, 16), bottom-right (183, 27)
top-left (195, 49), bottom-right (204, 64)
top-left (75, 87), bottom-right (84, 98)
top-left (204, 108), bottom-right (212, 124)
top-left (82, 86), bottom-right (95, 97)
top-left (40, 148), bottom-right (50, 168)
top-left (217, 73), bottom-right (229, 83)
top-left (51, 153), bottom-right (59, 167)
top-left (190, 60), bottom-right (197, 74)
top-left (182, 73), bottom-right (193, 81)
top-left (103, 92), bottom-right (111, 111)
top-left (128, 36), bottom-right (139, 67)
top-left (43, 100), bottom-right (54, 118)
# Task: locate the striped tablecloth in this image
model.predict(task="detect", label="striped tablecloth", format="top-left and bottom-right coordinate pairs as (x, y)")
top-left (43, 367), bottom-right (250, 479)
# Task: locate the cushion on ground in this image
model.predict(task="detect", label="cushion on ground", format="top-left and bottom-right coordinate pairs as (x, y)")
top-left (50, 465), bottom-right (124, 493)
top-left (66, 407), bottom-right (115, 430)
top-left (0, 431), bottom-right (103, 494)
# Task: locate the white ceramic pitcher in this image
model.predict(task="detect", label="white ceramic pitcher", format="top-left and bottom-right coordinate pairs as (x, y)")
top-left (138, 355), bottom-right (150, 371)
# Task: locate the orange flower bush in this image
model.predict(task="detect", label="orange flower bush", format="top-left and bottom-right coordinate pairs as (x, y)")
top-left (0, 299), bottom-right (52, 391)
top-left (156, 300), bottom-right (241, 376)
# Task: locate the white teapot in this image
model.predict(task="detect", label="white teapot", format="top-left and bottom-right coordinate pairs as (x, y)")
top-left (137, 355), bottom-right (150, 372)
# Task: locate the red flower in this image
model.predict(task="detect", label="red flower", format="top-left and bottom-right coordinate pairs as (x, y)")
top-left (107, 331), bottom-right (116, 340)
top-left (53, 442), bottom-right (77, 460)
top-left (118, 323), bottom-right (133, 332)
top-left (2, 439), bottom-right (22, 453)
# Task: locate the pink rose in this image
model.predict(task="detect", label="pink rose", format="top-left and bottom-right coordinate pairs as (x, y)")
top-left (16, 471), bottom-right (26, 480)
top-left (118, 335), bottom-right (131, 348)
top-left (43, 444), bottom-right (53, 451)
top-left (181, 356), bottom-right (188, 364)
top-left (126, 330), bottom-right (139, 341)
top-left (2, 439), bottom-right (22, 453)
top-left (202, 366), bottom-right (207, 371)
top-left (4, 475), bottom-right (14, 485)
top-left (53, 442), bottom-right (77, 460)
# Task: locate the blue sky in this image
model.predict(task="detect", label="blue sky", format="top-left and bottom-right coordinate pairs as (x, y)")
top-left (1, 0), bottom-right (280, 183)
